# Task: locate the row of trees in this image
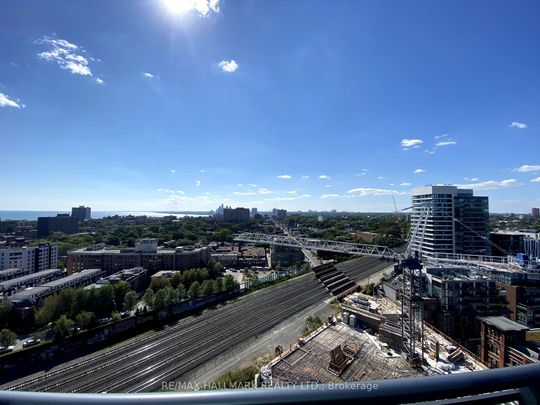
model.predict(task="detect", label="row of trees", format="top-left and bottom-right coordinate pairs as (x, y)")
top-left (34, 281), bottom-right (136, 328)
top-left (143, 274), bottom-right (238, 310)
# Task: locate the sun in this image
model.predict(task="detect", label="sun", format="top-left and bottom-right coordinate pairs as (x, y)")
top-left (163, 0), bottom-right (193, 15)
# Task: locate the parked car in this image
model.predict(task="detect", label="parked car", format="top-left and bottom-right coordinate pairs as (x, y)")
top-left (0, 346), bottom-right (14, 354)
top-left (98, 317), bottom-right (112, 325)
top-left (22, 339), bottom-right (41, 348)
top-left (120, 311), bottom-right (131, 318)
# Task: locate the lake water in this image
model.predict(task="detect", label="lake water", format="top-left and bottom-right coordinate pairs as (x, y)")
top-left (0, 211), bottom-right (210, 221)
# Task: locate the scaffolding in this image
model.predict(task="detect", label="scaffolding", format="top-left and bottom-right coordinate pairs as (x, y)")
top-left (400, 257), bottom-right (425, 366)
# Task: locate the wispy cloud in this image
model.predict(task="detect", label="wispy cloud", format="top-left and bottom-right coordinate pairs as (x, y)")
top-left (143, 72), bottom-right (155, 79)
top-left (355, 169), bottom-right (369, 176)
top-left (434, 133), bottom-right (448, 139)
top-left (436, 140), bottom-right (457, 147)
top-left (464, 177), bottom-right (480, 181)
top-left (321, 194), bottom-right (341, 199)
top-left (510, 122), bottom-right (527, 129)
top-left (531, 177), bottom-right (540, 183)
top-left (157, 188), bottom-right (185, 195)
top-left (219, 59), bottom-right (239, 73)
top-left (258, 188), bottom-right (272, 194)
top-left (401, 138), bottom-right (423, 150)
top-left (277, 174), bottom-right (292, 179)
top-left (233, 191), bottom-right (257, 196)
top-left (301, 175), bottom-right (310, 179)
top-left (515, 165), bottom-right (540, 173)
top-left (457, 179), bottom-right (520, 190)
top-left (400, 182), bottom-right (411, 186)
top-left (414, 169), bottom-right (426, 174)
top-left (36, 36), bottom-right (101, 82)
top-left (195, 180), bottom-right (201, 187)
top-left (347, 188), bottom-right (407, 196)
top-left (0, 92), bottom-right (24, 108)
top-left (318, 175), bottom-right (330, 180)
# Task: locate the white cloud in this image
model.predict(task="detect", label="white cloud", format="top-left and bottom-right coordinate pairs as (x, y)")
top-left (414, 169), bottom-right (426, 174)
top-left (400, 182), bottom-right (411, 186)
top-left (457, 179), bottom-right (520, 190)
top-left (288, 190), bottom-right (297, 195)
top-left (401, 138), bottom-right (423, 150)
top-left (0, 92), bottom-right (24, 108)
top-left (347, 188), bottom-right (407, 196)
top-left (233, 191), bottom-right (257, 196)
top-left (531, 177), bottom-right (540, 183)
top-left (318, 175), bottom-right (330, 180)
top-left (200, 169), bottom-right (206, 173)
top-left (95, 78), bottom-right (104, 84)
top-left (434, 133), bottom-right (448, 139)
top-left (277, 174), bottom-right (292, 179)
top-left (321, 194), bottom-right (341, 199)
top-left (164, 0), bottom-right (220, 16)
top-left (510, 122), bottom-right (527, 129)
top-left (195, 180), bottom-right (201, 187)
top-left (258, 188), bottom-right (272, 194)
top-left (36, 36), bottom-right (99, 80)
top-left (170, 169), bottom-right (176, 174)
top-left (515, 165), bottom-right (540, 173)
top-left (377, 176), bottom-right (387, 180)
top-left (157, 188), bottom-right (184, 195)
top-left (143, 72), bottom-right (154, 79)
top-left (219, 59), bottom-right (239, 73)
top-left (355, 169), bottom-right (369, 176)
top-left (248, 183), bottom-right (257, 187)
top-left (464, 177), bottom-right (480, 181)
top-left (436, 141), bottom-right (457, 147)
top-left (302, 175), bottom-right (310, 179)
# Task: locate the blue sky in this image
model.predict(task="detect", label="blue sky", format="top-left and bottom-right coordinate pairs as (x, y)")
top-left (1, 0), bottom-right (539, 213)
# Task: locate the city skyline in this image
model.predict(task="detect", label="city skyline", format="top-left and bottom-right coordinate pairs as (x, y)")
top-left (1, 0), bottom-right (540, 212)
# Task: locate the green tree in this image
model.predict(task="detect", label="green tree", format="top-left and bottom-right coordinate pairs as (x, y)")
top-left (113, 281), bottom-right (131, 311)
top-left (111, 312), bottom-right (121, 322)
top-left (0, 301), bottom-right (13, 327)
top-left (150, 276), bottom-right (171, 292)
top-left (187, 281), bottom-right (201, 300)
top-left (171, 272), bottom-right (182, 289)
top-left (215, 278), bottom-right (225, 293)
top-left (154, 288), bottom-right (171, 309)
top-left (201, 279), bottom-right (216, 296)
top-left (123, 291), bottom-right (138, 311)
top-left (75, 311), bottom-right (95, 329)
top-left (55, 315), bottom-right (74, 338)
top-left (223, 274), bottom-right (237, 291)
top-left (35, 294), bottom-right (61, 326)
top-left (177, 283), bottom-right (187, 299)
top-left (96, 285), bottom-right (115, 315)
top-left (0, 329), bottom-right (16, 347)
top-left (143, 289), bottom-right (155, 309)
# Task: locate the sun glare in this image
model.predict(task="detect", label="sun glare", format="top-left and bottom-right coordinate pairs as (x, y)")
top-left (163, 0), bottom-right (192, 15)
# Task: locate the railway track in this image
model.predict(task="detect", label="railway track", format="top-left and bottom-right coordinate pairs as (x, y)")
top-left (5, 273), bottom-right (328, 393)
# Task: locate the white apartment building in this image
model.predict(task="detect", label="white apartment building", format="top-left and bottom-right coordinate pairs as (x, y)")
top-left (0, 244), bottom-right (58, 273)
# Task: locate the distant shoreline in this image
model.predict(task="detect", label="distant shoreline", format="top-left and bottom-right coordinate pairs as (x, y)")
top-left (0, 211), bottom-right (211, 221)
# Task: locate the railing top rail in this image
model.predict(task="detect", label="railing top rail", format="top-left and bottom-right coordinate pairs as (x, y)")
top-left (1, 363), bottom-right (539, 404)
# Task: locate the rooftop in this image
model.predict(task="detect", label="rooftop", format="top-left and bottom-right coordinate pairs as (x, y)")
top-left (266, 323), bottom-right (421, 385)
top-left (479, 316), bottom-right (530, 332)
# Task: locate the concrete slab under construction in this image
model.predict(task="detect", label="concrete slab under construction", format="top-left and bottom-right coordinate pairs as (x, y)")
top-left (265, 323), bottom-right (421, 385)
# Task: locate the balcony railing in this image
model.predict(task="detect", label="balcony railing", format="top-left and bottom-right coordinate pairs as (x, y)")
top-left (0, 362), bottom-right (539, 404)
